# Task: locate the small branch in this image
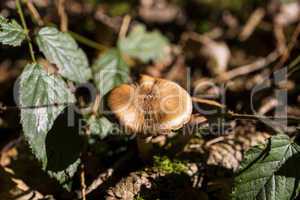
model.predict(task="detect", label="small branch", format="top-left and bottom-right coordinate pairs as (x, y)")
top-left (80, 164), bottom-right (87, 200)
top-left (217, 50), bottom-right (279, 82)
top-left (57, 0), bottom-right (68, 32)
top-left (118, 15), bottom-right (131, 39)
top-left (77, 150), bottom-right (134, 199)
top-left (15, 0), bottom-right (36, 63)
top-left (274, 23), bottom-right (286, 54)
top-left (227, 111), bottom-right (300, 123)
top-left (91, 93), bottom-right (100, 116)
top-left (94, 8), bottom-right (120, 33)
top-left (239, 8), bottom-right (265, 41)
top-left (69, 31), bottom-right (108, 52)
top-left (192, 97), bottom-right (300, 123)
top-left (24, 0), bottom-right (44, 26)
top-left (287, 54), bottom-right (300, 77)
top-left (275, 21), bottom-right (300, 69)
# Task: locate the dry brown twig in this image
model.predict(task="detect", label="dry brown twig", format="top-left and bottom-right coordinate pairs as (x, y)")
top-left (80, 164), bottom-right (87, 200)
top-left (274, 23), bottom-right (287, 54)
top-left (118, 15), bottom-right (131, 39)
top-left (217, 50), bottom-right (279, 82)
top-left (24, 0), bottom-right (44, 26)
top-left (94, 7), bottom-right (121, 33)
top-left (239, 7), bottom-right (265, 41)
top-left (275, 21), bottom-right (300, 69)
top-left (57, 0), bottom-right (68, 32)
top-left (77, 150), bottom-right (134, 199)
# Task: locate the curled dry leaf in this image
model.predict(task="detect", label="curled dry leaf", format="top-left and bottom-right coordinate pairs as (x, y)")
top-left (108, 75), bottom-right (192, 135)
top-left (200, 39), bottom-right (231, 76)
top-left (275, 2), bottom-right (300, 26)
top-left (205, 122), bottom-right (271, 171)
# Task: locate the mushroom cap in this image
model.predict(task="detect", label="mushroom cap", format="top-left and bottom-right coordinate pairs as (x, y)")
top-left (108, 75), bottom-right (192, 134)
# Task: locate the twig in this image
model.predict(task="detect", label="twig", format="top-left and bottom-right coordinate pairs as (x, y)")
top-left (192, 97), bottom-right (300, 123)
top-left (239, 8), bottom-right (265, 41)
top-left (92, 93), bottom-right (100, 116)
top-left (69, 31), bottom-right (108, 51)
top-left (287, 54), bottom-right (300, 77)
top-left (15, 0), bottom-right (36, 63)
top-left (258, 98), bottom-right (278, 115)
top-left (217, 50), bottom-right (279, 82)
top-left (275, 21), bottom-right (300, 69)
top-left (80, 164), bottom-right (87, 200)
top-left (24, 0), bottom-right (43, 26)
top-left (274, 23), bottom-right (286, 54)
top-left (181, 31), bottom-right (212, 46)
top-left (205, 136), bottom-right (225, 147)
top-left (227, 111), bottom-right (300, 124)
top-left (57, 0), bottom-right (68, 32)
top-left (94, 8), bottom-right (120, 33)
top-left (77, 150), bottom-right (134, 199)
top-left (118, 15), bottom-right (131, 39)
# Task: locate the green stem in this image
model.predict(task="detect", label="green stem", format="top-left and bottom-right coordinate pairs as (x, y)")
top-left (15, 0), bottom-right (36, 63)
top-left (69, 31), bottom-right (108, 52)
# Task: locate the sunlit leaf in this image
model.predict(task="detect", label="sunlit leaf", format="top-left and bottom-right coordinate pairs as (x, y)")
top-left (93, 49), bottom-right (129, 97)
top-left (19, 63), bottom-right (79, 183)
top-left (36, 27), bottom-right (92, 83)
top-left (0, 16), bottom-right (26, 46)
top-left (118, 24), bottom-right (169, 62)
top-left (232, 134), bottom-right (300, 200)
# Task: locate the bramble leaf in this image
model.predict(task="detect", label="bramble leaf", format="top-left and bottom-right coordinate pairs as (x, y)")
top-left (93, 49), bottom-right (129, 97)
top-left (36, 27), bottom-right (92, 83)
top-left (232, 134), bottom-right (300, 200)
top-left (0, 15), bottom-right (26, 46)
top-left (118, 24), bottom-right (169, 62)
top-left (19, 63), bottom-right (79, 183)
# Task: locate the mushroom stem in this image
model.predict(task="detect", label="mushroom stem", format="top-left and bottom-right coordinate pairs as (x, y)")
top-left (136, 135), bottom-right (155, 162)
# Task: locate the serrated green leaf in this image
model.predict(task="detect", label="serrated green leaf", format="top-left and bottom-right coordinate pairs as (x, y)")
top-left (118, 24), bottom-right (169, 62)
top-left (0, 16), bottom-right (26, 46)
top-left (232, 134), bottom-right (300, 200)
top-left (87, 116), bottom-right (113, 139)
top-left (20, 63), bottom-right (79, 183)
top-left (93, 49), bottom-right (129, 96)
top-left (36, 27), bottom-right (92, 83)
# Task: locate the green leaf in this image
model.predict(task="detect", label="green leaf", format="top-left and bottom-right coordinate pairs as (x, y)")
top-left (0, 16), bottom-right (26, 46)
top-left (118, 24), bottom-right (169, 62)
top-left (36, 27), bottom-right (92, 83)
top-left (92, 49), bottom-right (129, 97)
top-left (20, 63), bottom-right (79, 183)
top-left (87, 116), bottom-right (113, 139)
top-left (232, 134), bottom-right (300, 200)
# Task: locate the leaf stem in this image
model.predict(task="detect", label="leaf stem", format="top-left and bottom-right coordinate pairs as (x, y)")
top-left (69, 31), bottom-right (108, 52)
top-left (15, 0), bottom-right (36, 63)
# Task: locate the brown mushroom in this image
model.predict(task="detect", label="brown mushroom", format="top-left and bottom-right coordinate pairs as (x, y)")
top-left (108, 75), bottom-right (193, 135)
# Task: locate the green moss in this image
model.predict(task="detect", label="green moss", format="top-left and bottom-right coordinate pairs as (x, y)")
top-left (109, 2), bottom-right (131, 16)
top-left (134, 195), bottom-right (145, 200)
top-left (153, 156), bottom-right (187, 174)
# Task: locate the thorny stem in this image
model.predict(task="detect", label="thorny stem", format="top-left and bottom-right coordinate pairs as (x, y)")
top-left (15, 0), bottom-right (36, 63)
